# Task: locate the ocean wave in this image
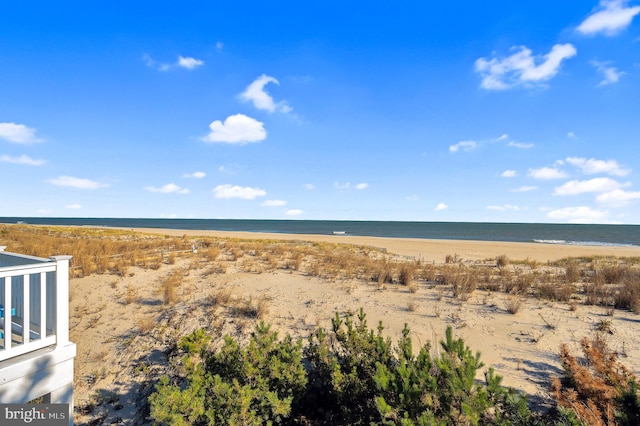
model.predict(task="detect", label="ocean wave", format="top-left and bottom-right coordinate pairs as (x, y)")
top-left (532, 239), bottom-right (637, 248)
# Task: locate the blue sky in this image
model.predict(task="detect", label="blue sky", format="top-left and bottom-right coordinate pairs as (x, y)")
top-left (1, 1), bottom-right (639, 223)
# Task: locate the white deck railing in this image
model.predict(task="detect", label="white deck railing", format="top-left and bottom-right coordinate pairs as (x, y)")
top-left (0, 247), bottom-right (71, 362)
top-left (0, 247), bottom-right (75, 425)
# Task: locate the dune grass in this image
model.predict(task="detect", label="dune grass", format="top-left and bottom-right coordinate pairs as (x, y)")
top-left (2, 224), bottom-right (640, 317)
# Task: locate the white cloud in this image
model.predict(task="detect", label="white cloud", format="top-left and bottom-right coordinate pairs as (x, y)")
top-left (201, 114), bottom-right (266, 144)
top-left (215, 41), bottom-right (224, 52)
top-left (144, 183), bottom-right (190, 194)
top-left (183, 171), bottom-right (206, 179)
top-left (46, 176), bottom-right (109, 190)
top-left (142, 53), bottom-right (155, 67)
top-left (0, 122), bottom-right (43, 144)
top-left (0, 154), bottom-right (45, 166)
top-left (305, 183), bottom-right (315, 190)
top-left (501, 170), bottom-right (517, 178)
top-left (285, 209), bottom-right (303, 216)
top-left (475, 44), bottom-right (577, 90)
top-left (496, 134), bottom-right (509, 141)
top-left (508, 141), bottom-right (534, 149)
top-left (66, 204), bottom-right (82, 209)
top-left (262, 199), bottom-right (287, 207)
top-left (435, 202), bottom-right (448, 211)
top-left (567, 131), bottom-right (577, 139)
top-left (577, 0), bottom-right (640, 36)
top-left (487, 204), bottom-right (520, 211)
top-left (239, 74), bottom-right (291, 113)
top-left (335, 181), bottom-right (367, 190)
top-left (177, 56), bottom-right (204, 70)
top-left (511, 186), bottom-right (538, 192)
top-left (590, 60), bottom-right (626, 86)
top-left (554, 177), bottom-right (629, 195)
top-left (449, 140), bottom-right (477, 153)
top-left (144, 54), bottom-right (204, 71)
top-left (565, 156), bottom-right (629, 176)
top-left (547, 206), bottom-right (609, 223)
top-left (213, 184), bottom-right (266, 200)
top-left (596, 189), bottom-right (640, 206)
top-left (527, 167), bottom-right (568, 180)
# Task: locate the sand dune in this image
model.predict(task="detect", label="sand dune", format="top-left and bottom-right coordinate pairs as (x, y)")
top-left (70, 228), bottom-right (640, 424)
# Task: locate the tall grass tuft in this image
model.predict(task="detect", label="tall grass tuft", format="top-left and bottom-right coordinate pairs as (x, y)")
top-left (161, 272), bottom-right (183, 305)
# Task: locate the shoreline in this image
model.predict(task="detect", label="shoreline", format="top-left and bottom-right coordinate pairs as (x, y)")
top-left (115, 226), bottom-right (640, 263)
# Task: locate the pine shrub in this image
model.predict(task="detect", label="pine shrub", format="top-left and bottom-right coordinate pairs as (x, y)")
top-left (149, 309), bottom-right (540, 425)
top-left (149, 323), bottom-right (307, 425)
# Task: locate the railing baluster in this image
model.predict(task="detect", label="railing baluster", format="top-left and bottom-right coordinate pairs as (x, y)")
top-left (0, 255), bottom-right (63, 361)
top-left (23, 273), bottom-right (30, 344)
top-left (4, 276), bottom-right (11, 350)
top-left (40, 272), bottom-right (46, 339)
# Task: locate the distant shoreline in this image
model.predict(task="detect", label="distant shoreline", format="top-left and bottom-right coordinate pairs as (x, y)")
top-left (3, 217), bottom-right (639, 247)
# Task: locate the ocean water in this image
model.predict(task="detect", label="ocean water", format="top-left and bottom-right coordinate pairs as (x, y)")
top-left (1, 217), bottom-right (638, 247)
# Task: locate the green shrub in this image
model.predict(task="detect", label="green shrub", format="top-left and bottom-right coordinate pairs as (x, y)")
top-left (149, 322), bottom-right (307, 425)
top-left (303, 308), bottom-right (394, 424)
top-left (374, 325), bottom-right (534, 426)
top-left (149, 309), bottom-right (540, 425)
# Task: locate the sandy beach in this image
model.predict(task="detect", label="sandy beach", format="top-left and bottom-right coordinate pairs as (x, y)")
top-left (123, 226), bottom-right (640, 263)
top-left (37, 226), bottom-right (639, 424)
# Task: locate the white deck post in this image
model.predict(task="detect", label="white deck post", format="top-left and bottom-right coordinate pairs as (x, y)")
top-left (50, 255), bottom-right (72, 345)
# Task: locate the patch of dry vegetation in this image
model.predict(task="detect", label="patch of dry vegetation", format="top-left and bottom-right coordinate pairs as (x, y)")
top-left (3, 225), bottom-right (640, 319)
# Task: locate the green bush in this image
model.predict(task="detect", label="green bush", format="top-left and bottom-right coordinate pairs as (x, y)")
top-left (149, 322), bottom-right (307, 425)
top-left (303, 308), bottom-right (395, 424)
top-left (149, 309), bottom-right (539, 425)
top-left (374, 325), bottom-right (535, 426)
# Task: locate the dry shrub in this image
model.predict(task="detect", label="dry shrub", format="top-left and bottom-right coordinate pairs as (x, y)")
top-left (614, 270), bottom-right (640, 313)
top-left (407, 301), bottom-right (417, 312)
top-left (497, 268), bottom-right (513, 292)
top-left (537, 282), bottom-right (557, 300)
top-left (374, 262), bottom-right (393, 286)
top-left (397, 261), bottom-right (417, 286)
top-left (161, 272), bottom-right (183, 304)
top-left (231, 296), bottom-right (269, 320)
top-left (601, 264), bottom-right (629, 284)
top-left (513, 274), bottom-right (534, 295)
top-left (584, 282), bottom-right (608, 306)
top-left (551, 336), bottom-right (639, 426)
top-left (113, 259), bottom-right (129, 277)
top-left (505, 295), bottom-right (524, 314)
top-left (441, 266), bottom-right (477, 299)
top-left (564, 261), bottom-right (581, 284)
top-left (407, 281), bottom-right (419, 294)
top-left (203, 247), bottom-right (220, 262)
top-left (538, 283), bottom-right (574, 302)
top-left (137, 317), bottom-right (156, 334)
top-left (496, 254), bottom-right (509, 268)
top-left (207, 287), bottom-right (234, 306)
top-left (418, 263), bottom-right (437, 282)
